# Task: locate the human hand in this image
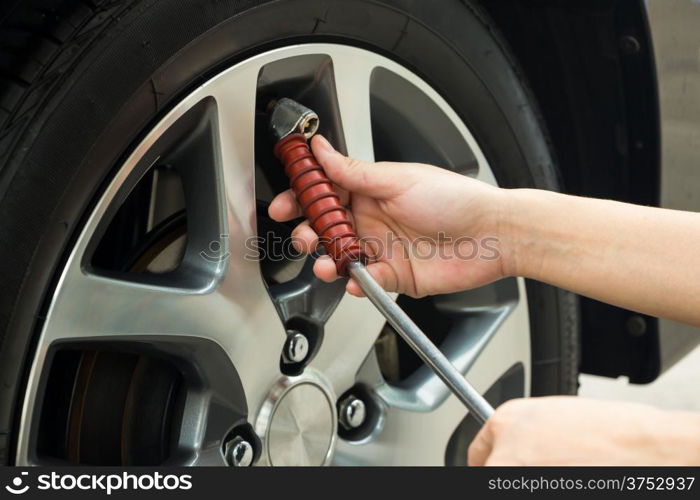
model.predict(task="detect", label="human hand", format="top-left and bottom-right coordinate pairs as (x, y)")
top-left (468, 396), bottom-right (700, 465)
top-left (268, 135), bottom-right (510, 297)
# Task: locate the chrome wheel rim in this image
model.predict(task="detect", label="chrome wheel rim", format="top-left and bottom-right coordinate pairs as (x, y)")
top-left (16, 44), bottom-right (530, 466)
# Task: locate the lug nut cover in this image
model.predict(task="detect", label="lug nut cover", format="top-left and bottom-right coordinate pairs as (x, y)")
top-left (339, 396), bottom-right (367, 430)
top-left (283, 331), bottom-right (309, 364)
top-left (225, 437), bottom-right (254, 467)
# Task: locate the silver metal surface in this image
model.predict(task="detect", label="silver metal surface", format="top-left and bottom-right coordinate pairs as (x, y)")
top-left (283, 330), bottom-right (310, 364)
top-left (348, 262), bottom-right (495, 424)
top-left (225, 437), bottom-right (254, 467)
top-left (17, 44), bottom-right (530, 466)
top-left (269, 97), bottom-right (320, 141)
top-left (338, 396), bottom-right (367, 430)
top-left (255, 371), bottom-right (337, 466)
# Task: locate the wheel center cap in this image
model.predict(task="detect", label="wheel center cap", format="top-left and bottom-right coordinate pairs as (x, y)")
top-left (257, 375), bottom-right (337, 466)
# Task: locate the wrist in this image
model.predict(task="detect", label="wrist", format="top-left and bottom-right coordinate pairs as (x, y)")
top-left (497, 188), bottom-right (545, 278)
top-left (466, 181), bottom-right (519, 279)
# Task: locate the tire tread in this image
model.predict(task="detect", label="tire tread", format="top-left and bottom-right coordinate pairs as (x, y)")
top-left (0, 0), bottom-right (128, 180)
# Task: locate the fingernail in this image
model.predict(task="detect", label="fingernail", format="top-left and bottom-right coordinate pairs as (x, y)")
top-left (315, 135), bottom-right (334, 154)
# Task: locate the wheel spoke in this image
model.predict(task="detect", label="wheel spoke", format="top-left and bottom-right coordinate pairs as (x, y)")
top-left (42, 271), bottom-right (229, 340)
top-left (330, 47), bottom-right (376, 162)
top-left (205, 62), bottom-right (291, 406)
top-left (336, 280), bottom-right (530, 465)
top-left (310, 293), bottom-right (388, 395)
top-left (368, 285), bottom-right (523, 412)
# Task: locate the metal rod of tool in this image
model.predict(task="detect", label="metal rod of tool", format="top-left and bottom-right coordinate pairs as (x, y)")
top-left (270, 97), bottom-right (495, 424)
top-left (348, 261), bottom-right (494, 423)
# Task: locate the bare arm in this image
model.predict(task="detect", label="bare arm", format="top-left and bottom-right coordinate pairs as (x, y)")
top-left (504, 189), bottom-right (700, 327)
top-left (271, 136), bottom-right (700, 326)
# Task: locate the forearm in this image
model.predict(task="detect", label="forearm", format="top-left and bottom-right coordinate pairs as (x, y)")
top-left (504, 189), bottom-right (700, 326)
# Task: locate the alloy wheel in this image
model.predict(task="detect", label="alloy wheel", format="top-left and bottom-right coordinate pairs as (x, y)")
top-left (16, 44), bottom-right (530, 466)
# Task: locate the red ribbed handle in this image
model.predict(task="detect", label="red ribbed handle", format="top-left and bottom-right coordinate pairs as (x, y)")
top-left (273, 133), bottom-right (367, 276)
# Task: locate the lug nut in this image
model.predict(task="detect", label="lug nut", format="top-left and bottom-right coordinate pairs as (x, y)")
top-left (339, 395), bottom-right (367, 430)
top-left (283, 330), bottom-right (309, 364)
top-left (224, 436), bottom-right (254, 467)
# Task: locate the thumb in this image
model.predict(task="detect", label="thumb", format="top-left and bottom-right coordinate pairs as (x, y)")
top-left (467, 425), bottom-right (494, 466)
top-left (311, 135), bottom-right (402, 198)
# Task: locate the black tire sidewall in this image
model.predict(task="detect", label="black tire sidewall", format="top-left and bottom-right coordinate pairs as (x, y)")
top-left (0, 0), bottom-right (578, 462)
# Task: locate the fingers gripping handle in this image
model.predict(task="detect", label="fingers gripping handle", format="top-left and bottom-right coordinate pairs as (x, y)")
top-left (273, 133), bottom-right (368, 276)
